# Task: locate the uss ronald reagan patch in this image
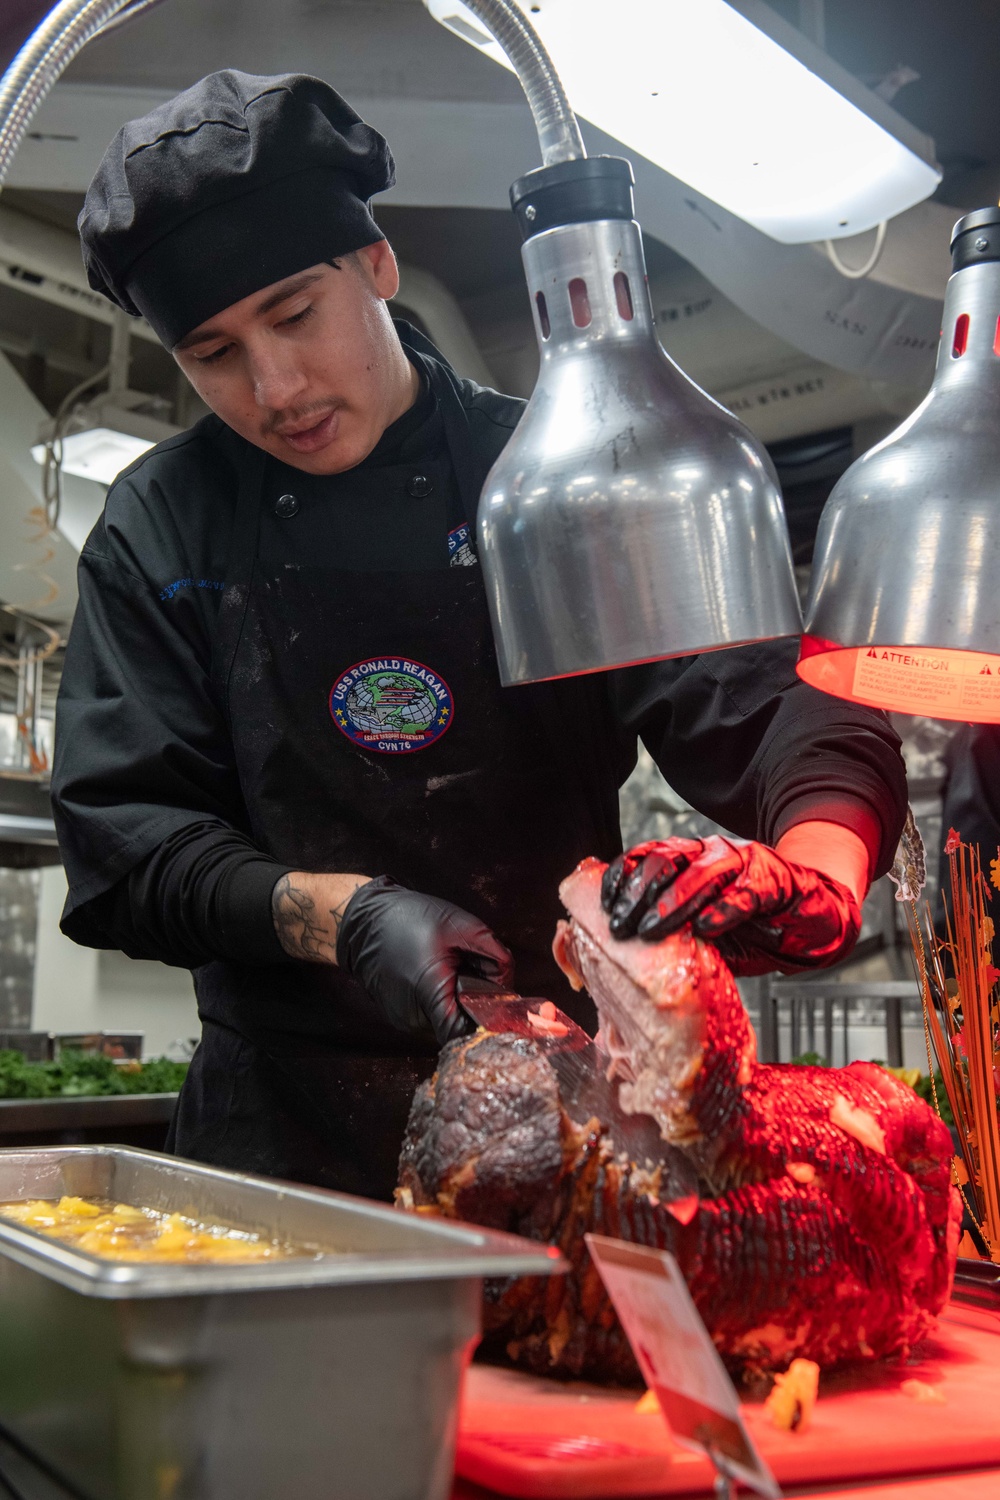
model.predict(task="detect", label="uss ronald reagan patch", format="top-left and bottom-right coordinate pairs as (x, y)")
top-left (329, 656), bottom-right (454, 754)
top-left (447, 522), bottom-right (477, 567)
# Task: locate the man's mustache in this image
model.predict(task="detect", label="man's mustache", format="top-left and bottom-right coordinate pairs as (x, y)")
top-left (262, 399), bottom-right (340, 438)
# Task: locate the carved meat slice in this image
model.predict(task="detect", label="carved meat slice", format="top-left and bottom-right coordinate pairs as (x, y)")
top-left (554, 859), bottom-right (755, 1146)
top-left (398, 858), bottom-right (961, 1380)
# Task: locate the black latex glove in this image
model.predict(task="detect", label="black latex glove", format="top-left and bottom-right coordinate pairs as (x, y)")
top-left (336, 876), bottom-right (514, 1044)
top-left (601, 836), bottom-right (861, 976)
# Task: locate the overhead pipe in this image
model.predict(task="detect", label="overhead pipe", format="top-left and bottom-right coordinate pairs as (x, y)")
top-left (393, 262), bottom-right (496, 387)
top-left (0, 202), bottom-right (162, 342)
top-left (0, 0), bottom-right (168, 191)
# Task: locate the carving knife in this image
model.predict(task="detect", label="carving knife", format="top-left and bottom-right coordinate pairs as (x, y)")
top-left (456, 976), bottom-right (699, 1212)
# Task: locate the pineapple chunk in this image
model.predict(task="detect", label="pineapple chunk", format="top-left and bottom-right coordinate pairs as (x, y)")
top-left (57, 1196), bottom-right (102, 1218)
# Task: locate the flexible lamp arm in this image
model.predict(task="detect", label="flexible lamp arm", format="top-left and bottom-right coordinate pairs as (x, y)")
top-left (0, 0), bottom-right (579, 193)
top-left (0, 0), bottom-right (167, 191)
top-left (460, 0), bottom-right (585, 165)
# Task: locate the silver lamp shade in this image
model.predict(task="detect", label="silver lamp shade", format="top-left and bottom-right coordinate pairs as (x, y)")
top-left (477, 158), bottom-right (802, 685)
top-left (799, 207), bottom-right (1000, 723)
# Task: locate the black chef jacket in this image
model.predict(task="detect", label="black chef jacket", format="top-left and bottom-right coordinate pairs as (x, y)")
top-left (51, 323), bottom-right (907, 1194)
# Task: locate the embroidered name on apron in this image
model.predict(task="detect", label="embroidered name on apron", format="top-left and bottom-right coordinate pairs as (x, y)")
top-left (329, 656), bottom-right (454, 754)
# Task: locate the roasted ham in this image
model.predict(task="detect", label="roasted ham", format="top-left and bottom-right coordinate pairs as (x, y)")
top-left (397, 858), bottom-right (960, 1379)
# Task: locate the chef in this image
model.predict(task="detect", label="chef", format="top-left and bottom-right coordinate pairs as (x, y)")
top-left (53, 70), bottom-right (907, 1200)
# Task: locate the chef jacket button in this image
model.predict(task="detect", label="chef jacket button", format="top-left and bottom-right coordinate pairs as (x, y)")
top-left (275, 493), bottom-right (299, 518)
top-left (406, 474), bottom-right (433, 498)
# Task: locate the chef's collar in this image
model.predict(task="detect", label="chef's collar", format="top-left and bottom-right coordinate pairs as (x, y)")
top-left (358, 366), bottom-right (439, 469)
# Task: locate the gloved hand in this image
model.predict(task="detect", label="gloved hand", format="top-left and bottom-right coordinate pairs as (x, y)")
top-left (600, 835), bottom-right (861, 976)
top-left (336, 876), bottom-right (514, 1044)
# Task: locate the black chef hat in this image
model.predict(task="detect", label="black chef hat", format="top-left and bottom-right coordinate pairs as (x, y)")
top-left (79, 70), bottom-right (395, 347)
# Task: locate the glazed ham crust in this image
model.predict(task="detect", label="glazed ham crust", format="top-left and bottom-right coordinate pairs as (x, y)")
top-left (397, 858), bottom-right (960, 1379)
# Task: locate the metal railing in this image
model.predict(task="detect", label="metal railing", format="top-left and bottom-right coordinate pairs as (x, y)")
top-left (744, 977), bottom-right (924, 1067)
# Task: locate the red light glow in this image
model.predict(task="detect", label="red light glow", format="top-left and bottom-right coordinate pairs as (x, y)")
top-left (953, 313), bottom-right (970, 358)
top-left (568, 277), bottom-right (592, 329)
top-left (797, 634), bottom-right (1000, 722)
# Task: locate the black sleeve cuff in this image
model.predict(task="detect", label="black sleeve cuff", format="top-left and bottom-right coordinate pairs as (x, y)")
top-left (95, 822), bottom-right (299, 969)
top-left (216, 857), bottom-right (296, 965)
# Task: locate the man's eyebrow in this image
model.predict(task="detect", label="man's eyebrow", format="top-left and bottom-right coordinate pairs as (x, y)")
top-left (174, 272), bottom-right (326, 350)
top-left (255, 271), bottom-right (325, 317)
top-left (175, 323), bottom-right (224, 352)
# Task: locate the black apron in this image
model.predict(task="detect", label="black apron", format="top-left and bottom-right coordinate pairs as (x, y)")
top-left (168, 349), bottom-right (620, 1199)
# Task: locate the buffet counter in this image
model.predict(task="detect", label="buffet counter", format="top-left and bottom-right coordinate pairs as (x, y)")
top-left (449, 1302), bottom-right (1000, 1500)
top-left (0, 1094), bottom-right (176, 1151)
top-left (453, 1470), bottom-right (1000, 1499)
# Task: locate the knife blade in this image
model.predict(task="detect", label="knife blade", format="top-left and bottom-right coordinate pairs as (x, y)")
top-left (456, 977), bottom-right (699, 1211)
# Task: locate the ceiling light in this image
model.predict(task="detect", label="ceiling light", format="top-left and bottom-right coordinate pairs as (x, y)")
top-left (31, 427), bottom-right (155, 487)
top-left (798, 208), bottom-right (1000, 723)
top-left (424, 0), bottom-right (941, 243)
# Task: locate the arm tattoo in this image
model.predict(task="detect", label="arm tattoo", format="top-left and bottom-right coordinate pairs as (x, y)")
top-left (328, 889), bottom-right (354, 938)
top-left (272, 875), bottom-right (336, 963)
top-left (271, 874), bottom-right (363, 963)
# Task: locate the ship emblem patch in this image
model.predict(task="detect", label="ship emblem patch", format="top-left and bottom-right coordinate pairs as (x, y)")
top-left (330, 657), bottom-right (454, 754)
top-left (447, 522), bottom-right (478, 567)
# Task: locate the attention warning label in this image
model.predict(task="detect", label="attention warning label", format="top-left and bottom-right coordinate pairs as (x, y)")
top-left (852, 646), bottom-right (1000, 718)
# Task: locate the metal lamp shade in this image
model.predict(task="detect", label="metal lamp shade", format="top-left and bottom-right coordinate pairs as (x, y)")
top-left (799, 209), bottom-right (1000, 723)
top-left (477, 214), bottom-right (803, 685)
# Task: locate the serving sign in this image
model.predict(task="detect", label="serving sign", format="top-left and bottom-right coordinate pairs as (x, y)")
top-left (586, 1235), bottom-right (780, 1498)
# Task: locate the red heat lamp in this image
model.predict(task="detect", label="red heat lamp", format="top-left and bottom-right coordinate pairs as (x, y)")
top-left (798, 207), bottom-right (1000, 723)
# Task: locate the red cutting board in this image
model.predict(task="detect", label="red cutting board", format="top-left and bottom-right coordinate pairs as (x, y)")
top-left (797, 1473), bottom-right (1000, 1500)
top-left (455, 1304), bottom-right (1000, 1499)
top-left (452, 1469), bottom-right (1000, 1500)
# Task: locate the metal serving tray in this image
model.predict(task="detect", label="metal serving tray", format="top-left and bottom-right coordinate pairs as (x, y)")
top-left (953, 1255), bottom-right (1000, 1311)
top-left (0, 1146), bottom-right (564, 1500)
